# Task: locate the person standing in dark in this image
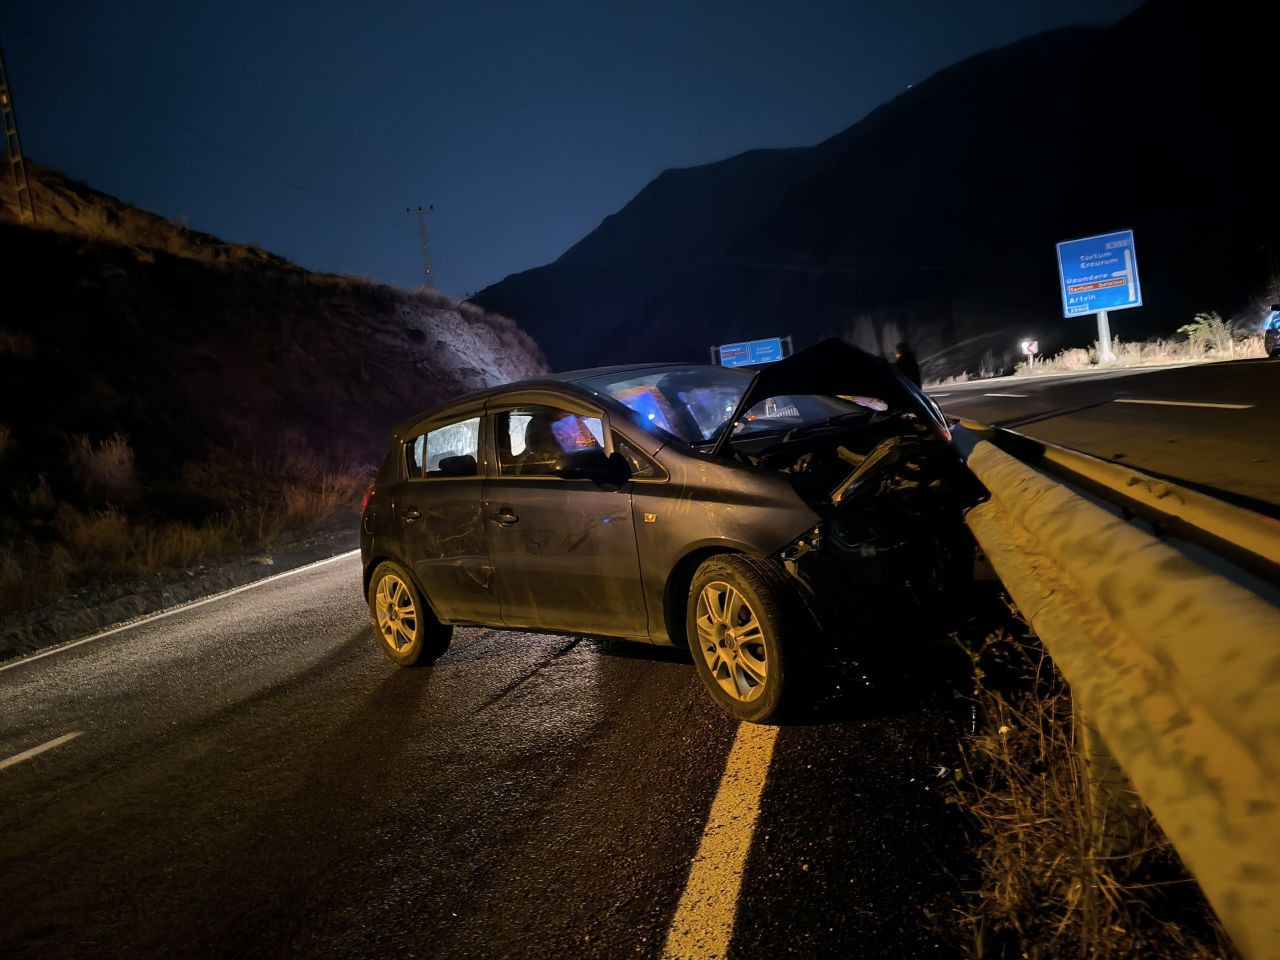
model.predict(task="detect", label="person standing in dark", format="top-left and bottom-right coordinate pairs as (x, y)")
top-left (894, 341), bottom-right (922, 386)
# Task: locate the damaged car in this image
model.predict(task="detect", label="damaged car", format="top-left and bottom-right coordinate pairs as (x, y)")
top-left (359, 339), bottom-right (981, 722)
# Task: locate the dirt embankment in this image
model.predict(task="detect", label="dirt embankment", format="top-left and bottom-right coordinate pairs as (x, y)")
top-left (0, 164), bottom-right (546, 654)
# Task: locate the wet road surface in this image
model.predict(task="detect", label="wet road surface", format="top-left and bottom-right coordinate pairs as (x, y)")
top-left (0, 554), bottom-right (974, 959)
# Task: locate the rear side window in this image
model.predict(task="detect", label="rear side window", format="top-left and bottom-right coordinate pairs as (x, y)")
top-left (496, 405), bottom-right (604, 476)
top-left (406, 416), bottom-right (480, 478)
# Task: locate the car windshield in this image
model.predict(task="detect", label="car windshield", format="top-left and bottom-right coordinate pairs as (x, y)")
top-left (578, 366), bottom-right (870, 445)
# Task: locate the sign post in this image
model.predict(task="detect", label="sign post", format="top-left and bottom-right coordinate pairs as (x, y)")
top-left (1055, 230), bottom-right (1143, 364)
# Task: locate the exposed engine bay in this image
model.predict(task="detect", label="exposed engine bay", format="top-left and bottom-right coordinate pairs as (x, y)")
top-left (729, 404), bottom-right (983, 618)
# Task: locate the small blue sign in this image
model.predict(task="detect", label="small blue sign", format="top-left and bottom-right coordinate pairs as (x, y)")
top-left (718, 337), bottom-right (786, 367)
top-left (748, 337), bottom-right (785, 364)
top-left (1056, 230), bottom-right (1143, 318)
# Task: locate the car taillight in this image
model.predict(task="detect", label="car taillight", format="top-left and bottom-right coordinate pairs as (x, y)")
top-left (361, 482), bottom-right (376, 515)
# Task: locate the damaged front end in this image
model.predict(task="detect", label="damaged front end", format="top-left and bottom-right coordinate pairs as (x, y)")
top-left (716, 340), bottom-right (984, 628)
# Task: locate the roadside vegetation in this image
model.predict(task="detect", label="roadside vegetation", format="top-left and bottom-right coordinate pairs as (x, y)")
top-left (1, 431), bottom-right (368, 613)
top-left (1011, 313), bottom-right (1265, 377)
top-left (948, 619), bottom-right (1237, 959)
top-left (0, 164), bottom-right (546, 633)
top-left (926, 311), bottom-right (1268, 387)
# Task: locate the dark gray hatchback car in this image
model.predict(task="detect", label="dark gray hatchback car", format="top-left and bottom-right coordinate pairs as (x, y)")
top-left (360, 339), bottom-right (977, 722)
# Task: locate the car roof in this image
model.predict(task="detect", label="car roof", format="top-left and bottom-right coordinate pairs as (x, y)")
top-left (391, 361), bottom-right (725, 438)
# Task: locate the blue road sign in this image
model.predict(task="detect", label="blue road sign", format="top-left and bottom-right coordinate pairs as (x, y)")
top-left (718, 337), bottom-right (786, 367)
top-left (748, 337), bottom-right (784, 364)
top-left (1056, 230), bottom-right (1143, 318)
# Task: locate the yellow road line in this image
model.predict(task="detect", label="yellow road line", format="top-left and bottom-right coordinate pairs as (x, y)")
top-left (662, 722), bottom-right (779, 960)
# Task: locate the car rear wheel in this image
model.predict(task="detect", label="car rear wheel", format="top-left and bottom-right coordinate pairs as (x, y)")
top-left (368, 561), bottom-right (451, 666)
top-left (687, 554), bottom-right (801, 723)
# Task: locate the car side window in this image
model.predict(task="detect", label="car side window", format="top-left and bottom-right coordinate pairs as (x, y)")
top-left (612, 433), bottom-right (662, 480)
top-left (405, 416), bottom-right (480, 478)
top-left (496, 405), bottom-right (604, 477)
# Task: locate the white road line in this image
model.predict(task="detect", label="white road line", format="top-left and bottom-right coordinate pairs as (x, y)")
top-left (1113, 398), bottom-right (1254, 410)
top-left (983, 392), bottom-right (1029, 398)
top-left (0, 550), bottom-right (360, 675)
top-left (928, 393), bottom-right (952, 398)
top-left (0, 731), bottom-right (83, 771)
top-left (662, 722), bottom-right (779, 960)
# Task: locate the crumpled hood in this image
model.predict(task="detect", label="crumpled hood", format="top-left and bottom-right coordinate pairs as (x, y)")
top-left (710, 338), bottom-right (949, 457)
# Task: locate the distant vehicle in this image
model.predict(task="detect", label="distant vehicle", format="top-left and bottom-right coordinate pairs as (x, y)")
top-left (359, 340), bottom-right (980, 722)
top-left (1265, 304), bottom-right (1280, 358)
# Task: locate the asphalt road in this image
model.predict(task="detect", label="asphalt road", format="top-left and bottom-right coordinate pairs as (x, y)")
top-left (929, 357), bottom-right (1280, 510)
top-left (0, 553), bottom-right (977, 960)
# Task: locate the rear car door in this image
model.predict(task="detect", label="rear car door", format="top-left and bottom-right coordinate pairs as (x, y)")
top-left (397, 403), bottom-right (497, 624)
top-left (483, 393), bottom-right (649, 637)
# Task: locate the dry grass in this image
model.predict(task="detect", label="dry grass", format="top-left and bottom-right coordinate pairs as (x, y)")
top-left (68, 433), bottom-right (139, 504)
top-left (0, 330), bottom-right (36, 357)
top-left (1015, 328), bottom-right (1266, 377)
top-left (1, 441), bottom-right (369, 614)
top-left (949, 625), bottom-right (1237, 959)
top-left (0, 544), bottom-right (74, 611)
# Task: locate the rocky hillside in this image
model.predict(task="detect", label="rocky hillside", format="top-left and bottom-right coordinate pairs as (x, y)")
top-left (0, 164), bottom-right (545, 617)
top-left (474, 0), bottom-right (1278, 378)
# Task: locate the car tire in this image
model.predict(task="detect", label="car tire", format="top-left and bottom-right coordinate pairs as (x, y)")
top-left (367, 560), bottom-right (452, 666)
top-left (686, 554), bottom-right (805, 723)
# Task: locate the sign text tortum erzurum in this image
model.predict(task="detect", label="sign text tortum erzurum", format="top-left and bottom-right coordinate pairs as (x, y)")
top-left (1056, 230), bottom-right (1143, 318)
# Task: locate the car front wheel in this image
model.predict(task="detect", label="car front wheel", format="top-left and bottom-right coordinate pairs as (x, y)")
top-left (367, 561), bottom-right (452, 666)
top-left (687, 554), bottom-right (802, 723)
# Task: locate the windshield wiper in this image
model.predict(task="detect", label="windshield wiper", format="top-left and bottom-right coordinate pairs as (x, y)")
top-left (777, 411), bottom-right (870, 441)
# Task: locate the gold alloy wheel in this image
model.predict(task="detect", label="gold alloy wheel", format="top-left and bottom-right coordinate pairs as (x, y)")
top-left (695, 580), bottom-right (768, 703)
top-left (374, 573), bottom-right (419, 653)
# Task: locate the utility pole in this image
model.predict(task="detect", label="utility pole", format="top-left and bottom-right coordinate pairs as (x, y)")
top-left (406, 204), bottom-right (436, 291)
top-left (0, 43), bottom-right (35, 224)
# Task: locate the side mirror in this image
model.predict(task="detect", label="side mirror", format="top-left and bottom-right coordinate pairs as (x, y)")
top-left (555, 448), bottom-right (631, 485)
top-left (436, 454), bottom-right (477, 476)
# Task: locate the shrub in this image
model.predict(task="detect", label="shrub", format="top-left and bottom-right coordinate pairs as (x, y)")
top-left (0, 543), bottom-right (73, 611)
top-left (1178, 311), bottom-right (1234, 354)
top-left (0, 330), bottom-right (36, 357)
top-left (68, 433), bottom-right (139, 504)
top-left (950, 629), bottom-right (1236, 959)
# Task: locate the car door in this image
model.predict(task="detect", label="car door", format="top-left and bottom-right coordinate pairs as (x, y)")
top-left (396, 403), bottom-right (497, 624)
top-left (483, 393), bottom-right (649, 637)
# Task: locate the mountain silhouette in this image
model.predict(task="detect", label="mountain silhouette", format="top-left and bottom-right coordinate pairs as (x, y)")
top-left (474, 0), bottom-right (1278, 377)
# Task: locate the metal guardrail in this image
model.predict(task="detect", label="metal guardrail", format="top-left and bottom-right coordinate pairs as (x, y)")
top-left (952, 425), bottom-right (1280, 960)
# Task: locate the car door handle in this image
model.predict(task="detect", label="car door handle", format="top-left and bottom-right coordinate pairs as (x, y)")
top-left (489, 510), bottom-right (519, 526)
top-left (401, 508), bottom-right (422, 522)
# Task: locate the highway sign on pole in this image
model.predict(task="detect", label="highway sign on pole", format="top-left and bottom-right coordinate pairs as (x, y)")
top-left (715, 336), bottom-right (789, 367)
top-left (1056, 229), bottom-right (1142, 363)
top-left (1056, 230), bottom-right (1142, 317)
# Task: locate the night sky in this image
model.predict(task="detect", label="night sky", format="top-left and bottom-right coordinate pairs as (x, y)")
top-left (2, 0), bottom-right (1144, 297)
